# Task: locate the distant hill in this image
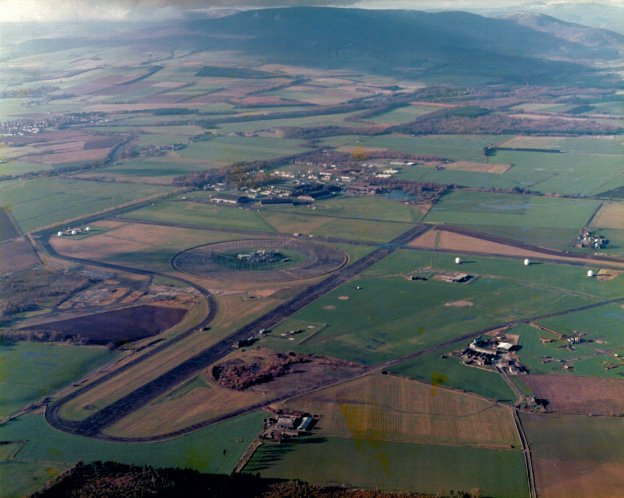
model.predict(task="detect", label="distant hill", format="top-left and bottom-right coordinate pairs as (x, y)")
top-left (506, 12), bottom-right (624, 54)
top-left (5, 7), bottom-right (623, 86)
top-left (177, 7), bottom-right (622, 85)
top-left (518, 2), bottom-right (624, 34)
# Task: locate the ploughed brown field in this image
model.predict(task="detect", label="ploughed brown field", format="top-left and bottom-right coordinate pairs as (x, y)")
top-left (22, 305), bottom-right (187, 345)
top-left (522, 374), bottom-right (624, 416)
top-left (0, 238), bottom-right (39, 275)
top-left (0, 207), bottom-right (21, 242)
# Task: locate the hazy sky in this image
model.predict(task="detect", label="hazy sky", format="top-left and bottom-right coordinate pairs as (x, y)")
top-left (2, 0), bottom-right (623, 22)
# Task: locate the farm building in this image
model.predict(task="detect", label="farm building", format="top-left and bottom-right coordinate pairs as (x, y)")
top-left (211, 194), bottom-right (250, 204)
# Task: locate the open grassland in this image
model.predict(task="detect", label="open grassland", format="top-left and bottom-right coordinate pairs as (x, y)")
top-left (0, 342), bottom-right (119, 419)
top-left (512, 324), bottom-right (587, 376)
top-left (287, 373), bottom-right (520, 448)
top-left (519, 304), bottom-right (624, 378)
top-left (0, 160), bottom-right (53, 177)
top-left (0, 459), bottom-right (67, 498)
top-left (0, 412), bottom-right (264, 498)
top-left (0, 178), bottom-right (173, 233)
top-left (58, 292), bottom-right (283, 422)
top-left (261, 196), bottom-right (424, 223)
top-left (124, 201), bottom-right (276, 233)
top-left (522, 413), bottom-right (624, 498)
top-left (591, 202), bottom-right (624, 229)
top-left (245, 437), bottom-right (528, 497)
top-left (395, 134), bottom-right (624, 194)
top-left (491, 148), bottom-right (624, 196)
top-left (424, 190), bottom-right (601, 250)
top-left (79, 158), bottom-right (214, 182)
top-left (259, 210), bottom-right (414, 243)
top-left (51, 221), bottom-right (253, 274)
top-left (261, 249), bottom-right (601, 365)
top-left (177, 136), bottom-right (310, 164)
top-left (400, 166), bottom-right (521, 190)
top-left (389, 346), bottom-right (515, 402)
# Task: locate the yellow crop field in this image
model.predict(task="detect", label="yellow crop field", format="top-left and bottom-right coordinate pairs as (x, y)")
top-left (592, 202), bottom-right (624, 229)
top-left (287, 373), bottom-right (520, 448)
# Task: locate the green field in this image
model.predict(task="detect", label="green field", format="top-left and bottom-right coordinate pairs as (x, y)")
top-left (124, 200), bottom-right (276, 233)
top-left (245, 437), bottom-right (528, 497)
top-left (177, 136), bottom-right (310, 163)
top-left (216, 111), bottom-right (361, 134)
top-left (359, 104), bottom-right (440, 124)
top-left (260, 249), bottom-right (602, 364)
top-left (261, 196), bottom-right (424, 223)
top-left (0, 178), bottom-right (173, 233)
top-left (322, 134), bottom-right (510, 162)
top-left (0, 412), bottom-right (264, 498)
top-left (424, 190), bottom-right (601, 249)
top-left (259, 210), bottom-right (414, 243)
top-left (0, 341), bottom-right (119, 419)
top-left (389, 347), bottom-right (516, 402)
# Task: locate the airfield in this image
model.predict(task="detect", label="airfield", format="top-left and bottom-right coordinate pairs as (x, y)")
top-left (2, 9), bottom-right (624, 497)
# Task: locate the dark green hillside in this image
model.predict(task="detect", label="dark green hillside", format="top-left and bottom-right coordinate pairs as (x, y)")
top-left (182, 7), bottom-right (616, 85)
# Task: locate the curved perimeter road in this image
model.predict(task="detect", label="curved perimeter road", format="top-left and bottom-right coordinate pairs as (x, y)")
top-left (45, 224), bottom-right (430, 439)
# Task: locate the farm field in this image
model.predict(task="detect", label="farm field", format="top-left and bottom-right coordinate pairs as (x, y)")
top-left (79, 158), bottom-right (215, 182)
top-left (424, 190), bottom-right (601, 250)
top-left (0, 411), bottom-right (264, 498)
top-left (358, 104), bottom-right (440, 124)
top-left (388, 346), bottom-right (516, 402)
top-left (522, 375), bottom-right (624, 415)
top-left (0, 237), bottom-right (39, 274)
top-left (286, 373), bottom-right (520, 448)
top-left (176, 136), bottom-right (311, 164)
top-left (322, 134), bottom-right (509, 162)
top-left (215, 111), bottom-right (362, 134)
top-left (50, 220), bottom-right (255, 273)
top-left (0, 178), bottom-right (173, 233)
top-left (0, 341), bottom-right (119, 419)
top-left (260, 249), bottom-right (600, 364)
top-left (521, 413), bottom-right (624, 498)
top-left (245, 437), bottom-right (528, 497)
top-left (591, 201), bottom-right (624, 229)
top-left (124, 200), bottom-right (277, 233)
top-left (261, 196), bottom-right (425, 223)
top-left (258, 209), bottom-right (415, 243)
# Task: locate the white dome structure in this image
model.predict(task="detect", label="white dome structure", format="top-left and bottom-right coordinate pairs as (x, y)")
top-left (523, 258), bottom-right (530, 266)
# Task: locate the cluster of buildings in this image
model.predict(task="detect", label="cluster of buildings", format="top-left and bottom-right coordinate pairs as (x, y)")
top-left (261, 409), bottom-right (317, 442)
top-left (577, 228), bottom-right (608, 250)
top-left (235, 249), bottom-right (288, 264)
top-left (56, 226), bottom-right (91, 237)
top-left (1, 113), bottom-right (105, 138)
top-left (211, 182), bottom-right (340, 206)
top-left (455, 334), bottom-right (527, 375)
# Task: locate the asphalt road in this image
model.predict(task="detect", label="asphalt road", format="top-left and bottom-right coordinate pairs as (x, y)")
top-left (45, 224), bottom-right (429, 438)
